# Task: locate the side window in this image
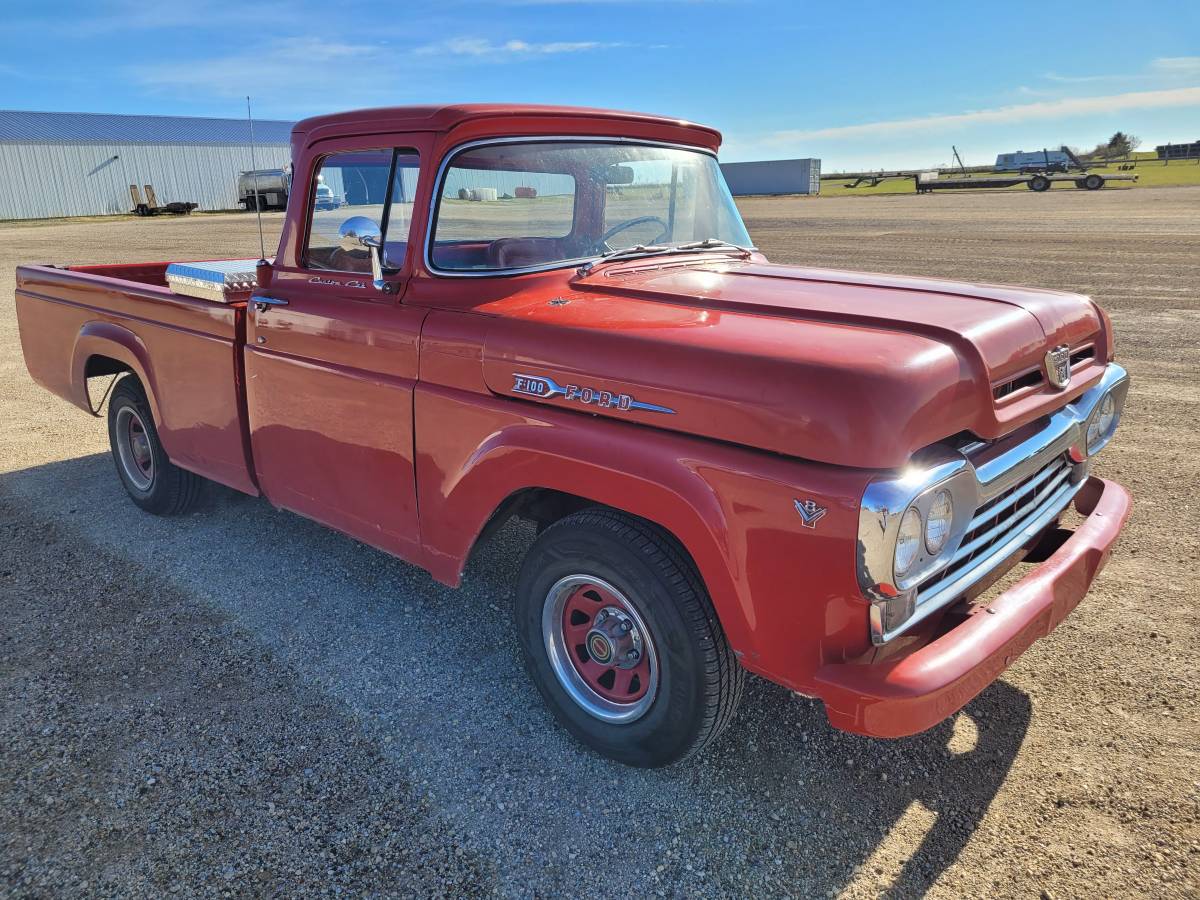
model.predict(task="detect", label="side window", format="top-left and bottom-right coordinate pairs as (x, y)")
top-left (305, 149), bottom-right (420, 273)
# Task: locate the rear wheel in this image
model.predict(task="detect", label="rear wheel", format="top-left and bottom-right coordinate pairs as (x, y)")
top-left (107, 376), bottom-right (202, 515)
top-left (1029, 175), bottom-right (1051, 192)
top-left (1084, 174), bottom-right (1104, 190)
top-left (516, 508), bottom-right (744, 767)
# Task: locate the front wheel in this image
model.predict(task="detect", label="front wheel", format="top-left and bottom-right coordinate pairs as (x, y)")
top-left (107, 376), bottom-right (203, 515)
top-left (515, 508), bottom-right (744, 767)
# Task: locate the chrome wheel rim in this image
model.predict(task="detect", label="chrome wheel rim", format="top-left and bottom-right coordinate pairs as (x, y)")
top-left (115, 406), bottom-right (154, 492)
top-left (542, 574), bottom-right (659, 723)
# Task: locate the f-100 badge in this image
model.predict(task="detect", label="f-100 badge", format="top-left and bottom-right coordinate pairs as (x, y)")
top-left (512, 373), bottom-right (675, 415)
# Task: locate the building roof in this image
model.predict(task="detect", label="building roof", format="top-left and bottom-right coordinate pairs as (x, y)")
top-left (0, 109), bottom-right (294, 145)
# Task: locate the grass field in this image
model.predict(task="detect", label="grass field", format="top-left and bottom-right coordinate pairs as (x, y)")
top-left (819, 156), bottom-right (1200, 197)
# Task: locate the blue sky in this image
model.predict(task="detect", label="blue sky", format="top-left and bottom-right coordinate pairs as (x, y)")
top-left (2, 0), bottom-right (1197, 170)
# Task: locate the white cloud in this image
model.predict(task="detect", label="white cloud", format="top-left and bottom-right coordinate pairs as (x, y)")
top-left (1043, 71), bottom-right (1127, 84)
top-left (1152, 56), bottom-right (1200, 76)
top-left (762, 86), bottom-right (1200, 144)
top-left (414, 37), bottom-right (625, 57)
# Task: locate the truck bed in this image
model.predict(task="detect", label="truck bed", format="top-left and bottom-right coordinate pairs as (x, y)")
top-left (14, 262), bottom-right (257, 494)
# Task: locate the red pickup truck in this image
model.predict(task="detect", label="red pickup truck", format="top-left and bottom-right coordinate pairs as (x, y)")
top-left (15, 104), bottom-right (1131, 766)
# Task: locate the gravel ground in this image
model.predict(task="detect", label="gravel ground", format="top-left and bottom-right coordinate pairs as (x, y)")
top-left (2, 188), bottom-right (1198, 898)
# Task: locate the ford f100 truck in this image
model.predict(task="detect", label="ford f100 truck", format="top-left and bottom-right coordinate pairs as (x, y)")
top-left (15, 105), bottom-right (1131, 767)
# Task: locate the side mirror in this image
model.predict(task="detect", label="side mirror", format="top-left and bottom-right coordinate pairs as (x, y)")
top-left (338, 216), bottom-right (386, 290)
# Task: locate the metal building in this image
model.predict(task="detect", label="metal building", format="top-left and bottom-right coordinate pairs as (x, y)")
top-left (0, 110), bottom-right (293, 220)
top-left (720, 158), bottom-right (821, 196)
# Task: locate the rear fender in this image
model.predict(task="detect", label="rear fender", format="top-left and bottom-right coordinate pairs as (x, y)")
top-left (71, 321), bottom-right (161, 424)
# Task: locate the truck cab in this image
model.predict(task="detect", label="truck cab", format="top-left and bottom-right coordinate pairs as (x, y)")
top-left (14, 104), bottom-right (1131, 766)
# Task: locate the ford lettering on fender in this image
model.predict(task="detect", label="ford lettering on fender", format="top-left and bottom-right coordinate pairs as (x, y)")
top-left (13, 104), bottom-right (1131, 767)
top-left (513, 373), bottom-right (676, 414)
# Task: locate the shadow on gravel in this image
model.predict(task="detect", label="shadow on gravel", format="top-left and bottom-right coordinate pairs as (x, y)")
top-left (1, 453), bottom-right (1032, 897)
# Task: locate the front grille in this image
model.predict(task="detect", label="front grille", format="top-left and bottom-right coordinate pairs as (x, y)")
top-left (993, 368), bottom-right (1043, 400)
top-left (916, 452), bottom-right (1076, 601)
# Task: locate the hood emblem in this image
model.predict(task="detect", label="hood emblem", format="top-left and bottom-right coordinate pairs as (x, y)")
top-left (1044, 344), bottom-right (1071, 389)
top-left (794, 498), bottom-right (828, 529)
top-left (512, 373), bottom-right (675, 415)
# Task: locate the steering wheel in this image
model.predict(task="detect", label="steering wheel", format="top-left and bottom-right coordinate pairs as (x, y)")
top-left (597, 215), bottom-right (670, 252)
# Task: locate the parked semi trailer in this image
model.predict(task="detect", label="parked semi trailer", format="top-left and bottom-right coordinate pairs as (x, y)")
top-left (15, 103), bottom-right (1131, 766)
top-left (239, 168), bottom-right (338, 211)
top-left (237, 168), bottom-right (290, 210)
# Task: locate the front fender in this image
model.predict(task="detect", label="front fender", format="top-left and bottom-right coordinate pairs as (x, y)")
top-left (416, 387), bottom-right (871, 679)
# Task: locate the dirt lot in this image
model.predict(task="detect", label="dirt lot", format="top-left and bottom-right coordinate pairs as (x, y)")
top-left (2, 188), bottom-right (1197, 898)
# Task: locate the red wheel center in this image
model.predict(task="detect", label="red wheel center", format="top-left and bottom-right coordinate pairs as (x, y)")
top-left (561, 584), bottom-right (652, 704)
top-left (127, 418), bottom-right (152, 473)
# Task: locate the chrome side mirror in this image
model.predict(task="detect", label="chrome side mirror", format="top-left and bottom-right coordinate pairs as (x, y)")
top-left (337, 216), bottom-right (385, 290)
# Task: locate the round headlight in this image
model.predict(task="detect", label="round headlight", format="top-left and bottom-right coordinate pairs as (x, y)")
top-left (1086, 392), bottom-right (1116, 454)
top-left (894, 507), bottom-right (923, 578)
top-left (925, 489), bottom-right (954, 554)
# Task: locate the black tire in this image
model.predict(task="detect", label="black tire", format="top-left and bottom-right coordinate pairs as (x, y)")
top-left (1084, 174), bottom-right (1104, 190)
top-left (516, 508), bottom-right (744, 767)
top-left (1029, 175), bottom-right (1051, 192)
top-left (1074, 179), bottom-right (1087, 189)
top-left (107, 376), bottom-right (203, 515)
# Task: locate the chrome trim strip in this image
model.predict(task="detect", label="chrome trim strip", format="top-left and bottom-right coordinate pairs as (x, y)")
top-left (970, 411), bottom-right (1075, 496)
top-left (421, 135), bottom-right (729, 279)
top-left (857, 363), bottom-right (1128, 645)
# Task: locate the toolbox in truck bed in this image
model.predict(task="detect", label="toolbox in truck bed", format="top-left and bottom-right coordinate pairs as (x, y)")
top-left (165, 259), bottom-right (260, 302)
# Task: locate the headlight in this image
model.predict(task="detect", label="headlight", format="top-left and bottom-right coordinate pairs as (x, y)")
top-left (894, 507), bottom-right (923, 578)
top-left (925, 489), bottom-right (954, 554)
top-left (1086, 392), bottom-right (1116, 454)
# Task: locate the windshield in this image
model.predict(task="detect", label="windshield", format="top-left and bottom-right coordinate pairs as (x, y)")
top-left (429, 141), bottom-right (752, 272)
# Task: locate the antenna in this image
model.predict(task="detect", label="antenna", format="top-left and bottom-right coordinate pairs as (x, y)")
top-left (246, 96), bottom-right (267, 263)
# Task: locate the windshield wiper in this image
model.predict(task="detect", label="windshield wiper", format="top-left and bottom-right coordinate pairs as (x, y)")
top-left (576, 239), bottom-right (754, 275)
top-left (673, 238), bottom-right (754, 253)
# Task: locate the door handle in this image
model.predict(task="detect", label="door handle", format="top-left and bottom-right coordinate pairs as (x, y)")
top-left (252, 296), bottom-right (289, 312)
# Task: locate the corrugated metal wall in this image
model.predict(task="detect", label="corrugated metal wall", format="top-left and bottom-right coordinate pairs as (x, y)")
top-left (720, 158), bottom-right (821, 196)
top-left (0, 142), bottom-right (290, 220)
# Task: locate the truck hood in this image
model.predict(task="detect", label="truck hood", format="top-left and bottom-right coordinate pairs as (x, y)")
top-left (480, 258), bottom-right (1109, 469)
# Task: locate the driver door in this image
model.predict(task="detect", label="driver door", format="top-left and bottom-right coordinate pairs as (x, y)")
top-left (244, 147), bottom-right (428, 562)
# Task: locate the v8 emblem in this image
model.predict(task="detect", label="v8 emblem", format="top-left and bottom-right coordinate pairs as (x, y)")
top-left (794, 498), bottom-right (828, 529)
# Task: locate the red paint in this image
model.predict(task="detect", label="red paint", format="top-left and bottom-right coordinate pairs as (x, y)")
top-left (13, 104), bottom-right (1131, 740)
